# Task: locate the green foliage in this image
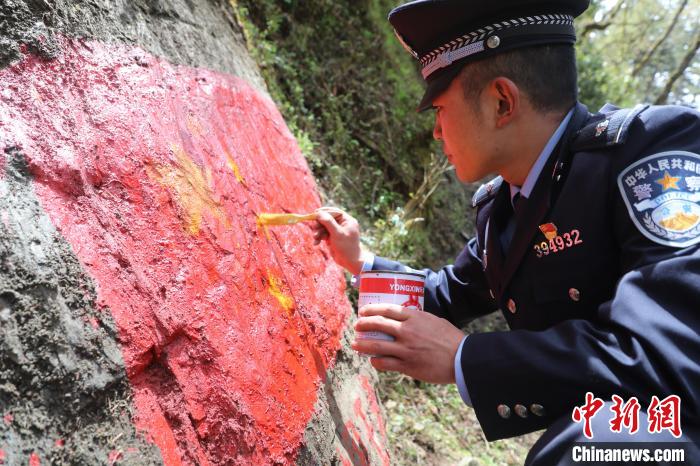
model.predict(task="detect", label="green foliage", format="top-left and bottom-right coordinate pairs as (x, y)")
top-left (377, 373), bottom-right (540, 465)
top-left (576, 0), bottom-right (700, 108)
top-left (365, 207), bottom-right (420, 264)
top-left (576, 39), bottom-right (633, 110)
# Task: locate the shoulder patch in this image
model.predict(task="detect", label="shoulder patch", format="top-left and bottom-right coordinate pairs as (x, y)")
top-left (471, 176), bottom-right (503, 208)
top-left (572, 104), bottom-right (649, 152)
top-left (618, 151), bottom-right (700, 248)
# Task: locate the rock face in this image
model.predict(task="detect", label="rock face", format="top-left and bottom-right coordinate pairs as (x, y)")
top-left (0, 2), bottom-right (389, 465)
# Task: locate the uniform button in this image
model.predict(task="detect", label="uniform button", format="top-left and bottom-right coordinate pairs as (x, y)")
top-left (569, 288), bottom-right (581, 302)
top-left (530, 404), bottom-right (545, 417)
top-left (514, 404), bottom-right (528, 418)
top-left (497, 404), bottom-right (511, 419)
top-left (507, 299), bottom-right (516, 313)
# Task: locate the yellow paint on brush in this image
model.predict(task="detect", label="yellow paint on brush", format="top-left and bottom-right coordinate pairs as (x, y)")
top-left (255, 212), bottom-right (317, 240)
top-left (257, 212), bottom-right (318, 225)
top-left (267, 272), bottom-right (294, 316)
top-left (146, 143), bottom-right (230, 235)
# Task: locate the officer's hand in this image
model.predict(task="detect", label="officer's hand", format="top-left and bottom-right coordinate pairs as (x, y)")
top-left (312, 206), bottom-right (368, 275)
top-left (351, 304), bottom-right (465, 384)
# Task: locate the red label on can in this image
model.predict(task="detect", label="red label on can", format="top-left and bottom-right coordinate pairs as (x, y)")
top-left (359, 278), bottom-right (425, 297)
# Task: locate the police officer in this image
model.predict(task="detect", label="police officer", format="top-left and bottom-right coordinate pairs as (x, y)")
top-left (312, 0), bottom-right (700, 463)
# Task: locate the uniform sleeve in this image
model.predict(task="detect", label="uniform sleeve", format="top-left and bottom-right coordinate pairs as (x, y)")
top-left (372, 237), bottom-right (498, 327)
top-left (461, 106), bottom-right (700, 441)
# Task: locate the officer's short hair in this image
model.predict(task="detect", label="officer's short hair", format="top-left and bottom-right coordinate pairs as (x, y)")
top-left (459, 44), bottom-right (578, 114)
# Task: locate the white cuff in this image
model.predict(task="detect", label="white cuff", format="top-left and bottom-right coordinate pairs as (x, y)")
top-left (351, 253), bottom-right (375, 288)
top-left (454, 335), bottom-right (472, 407)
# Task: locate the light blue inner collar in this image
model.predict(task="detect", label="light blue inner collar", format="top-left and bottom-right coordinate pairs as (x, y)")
top-left (509, 107), bottom-right (575, 205)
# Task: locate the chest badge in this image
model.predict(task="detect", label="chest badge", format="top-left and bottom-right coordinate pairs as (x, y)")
top-left (533, 223), bottom-right (583, 258)
top-left (618, 151), bottom-right (700, 248)
top-left (539, 223), bottom-right (558, 240)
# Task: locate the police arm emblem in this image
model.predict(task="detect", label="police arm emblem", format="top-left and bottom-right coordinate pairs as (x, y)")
top-left (618, 151), bottom-right (700, 248)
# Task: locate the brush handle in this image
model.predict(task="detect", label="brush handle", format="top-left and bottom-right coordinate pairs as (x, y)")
top-left (280, 213), bottom-right (318, 224)
top-left (258, 212), bottom-right (318, 225)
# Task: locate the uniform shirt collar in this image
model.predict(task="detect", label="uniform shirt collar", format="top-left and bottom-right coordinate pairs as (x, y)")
top-left (510, 107), bottom-right (575, 204)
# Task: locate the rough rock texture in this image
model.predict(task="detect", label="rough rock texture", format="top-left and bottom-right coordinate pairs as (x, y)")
top-left (0, 148), bottom-right (163, 465)
top-left (0, 0), bottom-right (264, 90)
top-left (0, 1), bottom-right (389, 465)
top-left (299, 331), bottom-right (390, 466)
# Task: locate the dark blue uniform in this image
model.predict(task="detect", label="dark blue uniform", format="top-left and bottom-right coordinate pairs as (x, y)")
top-left (371, 102), bottom-right (700, 459)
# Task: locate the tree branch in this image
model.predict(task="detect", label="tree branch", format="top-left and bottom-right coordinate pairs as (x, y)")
top-left (579, 0), bottom-right (625, 36)
top-left (654, 31), bottom-right (700, 104)
top-left (632, 0), bottom-right (689, 75)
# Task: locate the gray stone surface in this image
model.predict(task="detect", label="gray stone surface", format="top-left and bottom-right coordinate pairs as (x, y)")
top-left (0, 147), bottom-right (163, 465)
top-left (0, 0), bottom-right (266, 90)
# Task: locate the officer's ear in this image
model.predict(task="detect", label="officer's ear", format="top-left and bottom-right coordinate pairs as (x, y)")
top-left (485, 77), bottom-right (519, 129)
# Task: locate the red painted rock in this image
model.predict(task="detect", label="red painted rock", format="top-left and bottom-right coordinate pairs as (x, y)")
top-left (0, 36), bottom-right (389, 465)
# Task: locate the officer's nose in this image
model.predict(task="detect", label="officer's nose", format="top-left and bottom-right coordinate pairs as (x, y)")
top-left (433, 116), bottom-right (442, 141)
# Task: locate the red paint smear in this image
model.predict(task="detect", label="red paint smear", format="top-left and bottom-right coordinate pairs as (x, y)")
top-left (336, 447), bottom-right (353, 466)
top-left (350, 376), bottom-right (391, 466)
top-left (2, 414), bottom-right (12, 426)
top-left (0, 37), bottom-right (351, 464)
top-left (343, 420), bottom-right (371, 466)
top-left (54, 439), bottom-right (65, 448)
top-left (0, 449), bottom-right (5, 464)
top-left (86, 316), bottom-right (99, 330)
top-left (353, 398), bottom-right (390, 466)
top-left (108, 450), bottom-right (123, 465)
top-left (29, 453), bottom-right (40, 466)
top-left (359, 375), bottom-right (389, 446)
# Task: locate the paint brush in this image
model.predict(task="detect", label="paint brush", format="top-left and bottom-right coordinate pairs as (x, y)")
top-left (257, 212), bottom-right (319, 226)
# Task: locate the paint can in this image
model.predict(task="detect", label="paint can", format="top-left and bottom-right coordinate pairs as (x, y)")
top-left (356, 270), bottom-right (425, 342)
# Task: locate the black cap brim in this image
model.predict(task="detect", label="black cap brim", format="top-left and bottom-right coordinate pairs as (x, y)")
top-left (417, 61), bottom-right (465, 112)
